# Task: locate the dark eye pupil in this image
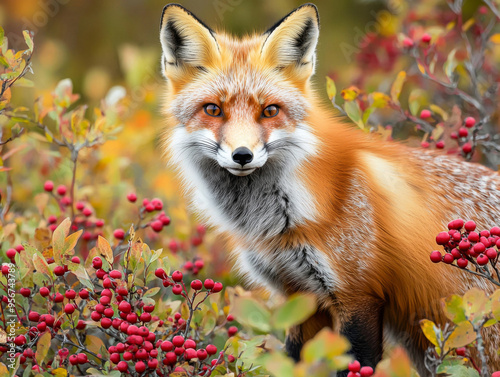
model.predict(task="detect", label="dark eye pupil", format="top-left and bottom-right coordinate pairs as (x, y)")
top-left (205, 104), bottom-right (221, 116)
top-left (263, 105), bottom-right (278, 118)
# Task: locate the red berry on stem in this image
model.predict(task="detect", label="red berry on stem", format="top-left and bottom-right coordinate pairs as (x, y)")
top-left (421, 33), bottom-right (431, 43)
top-left (54, 265), bottom-right (65, 276)
top-left (420, 109), bottom-right (431, 119)
top-left (92, 257), bottom-right (103, 269)
top-left (402, 37), bottom-right (414, 48)
top-left (457, 258), bottom-right (468, 268)
top-left (150, 220), bottom-right (163, 232)
top-left (360, 366), bottom-right (374, 377)
top-left (6, 249), bottom-right (16, 259)
top-left (436, 232), bottom-right (450, 245)
top-left (172, 335), bottom-right (184, 347)
top-left (212, 282), bottom-right (223, 292)
top-left (191, 279), bottom-right (202, 290)
top-left (464, 117), bottom-right (476, 128)
top-left (172, 270), bottom-right (183, 282)
top-left (172, 284), bottom-right (183, 295)
top-left (228, 326), bottom-right (238, 336)
top-left (113, 229), bottom-right (125, 240)
top-left (430, 251), bottom-right (442, 263)
top-left (44, 181), bottom-right (54, 192)
top-left (56, 185), bottom-right (67, 196)
top-left (117, 361), bottom-right (128, 372)
top-left (127, 192), bottom-right (137, 203)
top-left (462, 143), bottom-right (472, 154)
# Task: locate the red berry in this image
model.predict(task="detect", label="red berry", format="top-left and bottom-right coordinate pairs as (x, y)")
top-left (420, 109), bottom-right (431, 119)
top-left (349, 360), bottom-right (361, 373)
top-left (228, 326), bottom-right (238, 336)
top-left (154, 268), bottom-right (166, 279)
top-left (436, 232), bottom-right (450, 245)
top-left (184, 339), bottom-right (196, 349)
top-left (212, 282), bottom-right (223, 293)
top-left (184, 348), bottom-right (197, 360)
top-left (161, 341), bottom-right (173, 352)
top-left (78, 289), bottom-right (89, 299)
top-left (77, 353), bottom-right (87, 364)
top-left (69, 355), bottom-right (78, 365)
top-left (110, 352), bottom-right (120, 364)
top-left (148, 359), bottom-right (158, 369)
top-left (443, 254), bottom-right (454, 264)
top-left (477, 254), bottom-right (489, 266)
top-left (458, 127), bottom-right (469, 137)
top-left (44, 180), bottom-right (54, 192)
top-left (164, 352), bottom-right (177, 365)
top-left (462, 143), bottom-right (472, 154)
top-left (56, 185), bottom-right (67, 196)
top-left (421, 141), bottom-right (430, 148)
top-left (191, 279), bottom-right (202, 290)
top-left (123, 351), bottom-right (133, 361)
top-left (194, 259), bottom-right (204, 269)
top-left (160, 215), bottom-right (171, 226)
top-left (117, 361), bottom-right (128, 372)
top-left (490, 226), bottom-right (500, 236)
top-left (402, 37), bottom-right (414, 48)
top-left (151, 198), bottom-right (163, 210)
top-left (39, 287), bottom-right (50, 297)
top-left (468, 231), bottom-right (479, 242)
top-left (492, 372), bottom-right (500, 377)
top-left (169, 239), bottom-right (179, 252)
top-left (172, 336), bottom-right (184, 347)
top-left (421, 33), bottom-right (431, 43)
top-left (450, 131), bottom-right (458, 139)
top-left (172, 270), bottom-right (183, 282)
top-left (456, 347), bottom-right (466, 356)
top-left (92, 257), bottom-right (103, 269)
top-left (206, 344), bottom-right (217, 355)
top-left (486, 248), bottom-right (498, 260)
top-left (28, 311), bottom-right (40, 322)
top-left (76, 320), bottom-right (86, 330)
top-left (430, 251), bottom-right (442, 263)
top-left (20, 288), bottom-right (30, 297)
top-left (91, 311), bottom-right (102, 321)
top-left (464, 117), bottom-right (476, 128)
top-left (145, 203), bottom-right (155, 212)
top-left (127, 192), bottom-right (137, 202)
top-left (95, 219), bottom-right (104, 227)
top-left (204, 279), bottom-right (214, 290)
top-left (14, 335), bottom-right (26, 346)
top-left (457, 258), bottom-right (468, 268)
top-left (113, 229), bottom-right (125, 240)
top-left (435, 141), bottom-right (444, 149)
top-left (6, 249), bottom-right (16, 259)
top-left (82, 207), bottom-right (92, 217)
top-left (76, 201), bottom-right (85, 211)
top-left (54, 265), bottom-right (65, 276)
top-left (458, 240), bottom-right (470, 251)
top-left (360, 366), bottom-right (374, 377)
top-left (150, 220), bottom-right (163, 232)
top-left (171, 284), bottom-right (182, 295)
top-left (109, 270), bottom-right (122, 279)
top-left (135, 361), bottom-right (146, 373)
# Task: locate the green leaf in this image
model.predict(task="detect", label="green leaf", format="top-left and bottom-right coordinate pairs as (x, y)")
top-left (272, 294), bottom-right (316, 329)
top-left (437, 364), bottom-right (480, 377)
top-left (344, 101), bottom-right (364, 130)
top-left (302, 328), bottom-right (350, 363)
top-left (391, 71), bottom-right (406, 104)
top-left (22, 31), bottom-right (33, 52)
top-left (444, 48), bottom-right (458, 81)
top-left (0, 27), bottom-right (4, 42)
top-left (144, 287), bottom-right (160, 298)
top-left (444, 294), bottom-right (467, 324)
top-left (71, 265), bottom-right (93, 291)
top-left (232, 296), bottom-right (271, 333)
top-left (258, 352), bottom-right (295, 377)
top-left (326, 76), bottom-right (337, 102)
top-left (35, 331), bottom-right (51, 365)
top-left (463, 288), bottom-right (487, 325)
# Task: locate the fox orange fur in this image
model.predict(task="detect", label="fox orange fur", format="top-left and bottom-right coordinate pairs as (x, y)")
top-left (158, 3), bottom-right (500, 375)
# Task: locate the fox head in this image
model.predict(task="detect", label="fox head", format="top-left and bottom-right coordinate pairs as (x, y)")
top-left (160, 3), bottom-right (320, 178)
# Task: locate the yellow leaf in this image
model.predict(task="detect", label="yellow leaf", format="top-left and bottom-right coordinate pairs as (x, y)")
top-left (52, 218), bottom-right (71, 264)
top-left (326, 76), bottom-right (337, 101)
top-left (429, 105), bottom-right (448, 121)
top-left (96, 236), bottom-right (114, 265)
top-left (62, 230), bottom-right (83, 259)
top-left (462, 18), bottom-right (475, 32)
top-left (341, 86), bottom-right (360, 101)
top-left (419, 319), bottom-right (440, 347)
top-left (35, 331), bottom-right (52, 365)
top-left (446, 322), bottom-right (476, 351)
top-left (371, 92), bottom-right (391, 108)
top-left (390, 71), bottom-right (406, 104)
top-left (33, 253), bottom-right (52, 278)
top-left (86, 334), bottom-right (105, 354)
top-left (52, 368), bottom-right (67, 377)
top-left (417, 63), bottom-right (426, 75)
top-left (490, 34), bottom-right (500, 44)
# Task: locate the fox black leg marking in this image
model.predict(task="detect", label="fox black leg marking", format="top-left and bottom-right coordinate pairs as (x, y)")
top-left (336, 304), bottom-right (384, 377)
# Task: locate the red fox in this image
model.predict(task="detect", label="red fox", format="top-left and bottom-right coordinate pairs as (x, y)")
top-left (159, 3), bottom-right (500, 375)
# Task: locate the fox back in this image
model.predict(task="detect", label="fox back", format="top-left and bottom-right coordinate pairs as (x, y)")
top-left (159, 3), bottom-right (500, 376)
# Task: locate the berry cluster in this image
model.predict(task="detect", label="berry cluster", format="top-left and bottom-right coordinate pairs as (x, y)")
top-left (347, 360), bottom-right (374, 377)
top-left (430, 219), bottom-right (500, 284)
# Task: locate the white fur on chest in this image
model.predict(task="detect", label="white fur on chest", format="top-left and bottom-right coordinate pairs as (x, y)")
top-left (235, 245), bottom-right (338, 297)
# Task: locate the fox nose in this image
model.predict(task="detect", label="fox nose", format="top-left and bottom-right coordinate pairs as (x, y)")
top-left (232, 147), bottom-right (253, 166)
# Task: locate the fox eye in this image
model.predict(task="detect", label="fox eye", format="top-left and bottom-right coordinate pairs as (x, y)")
top-left (204, 104), bottom-right (222, 117)
top-left (262, 105), bottom-right (279, 118)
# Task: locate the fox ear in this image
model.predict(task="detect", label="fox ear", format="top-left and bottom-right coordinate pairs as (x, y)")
top-left (159, 4), bottom-right (220, 78)
top-left (261, 3), bottom-right (319, 79)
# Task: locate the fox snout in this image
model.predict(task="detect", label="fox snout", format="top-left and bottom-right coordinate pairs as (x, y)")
top-left (216, 128), bottom-right (269, 176)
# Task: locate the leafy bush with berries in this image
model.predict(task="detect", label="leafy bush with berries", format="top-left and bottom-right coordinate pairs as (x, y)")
top-left (2, 0), bottom-right (500, 376)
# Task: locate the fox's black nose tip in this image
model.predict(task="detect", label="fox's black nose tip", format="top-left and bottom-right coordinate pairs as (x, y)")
top-left (232, 147), bottom-right (253, 166)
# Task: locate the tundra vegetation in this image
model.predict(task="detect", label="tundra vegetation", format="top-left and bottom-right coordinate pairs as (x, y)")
top-left (0, 0), bottom-right (500, 376)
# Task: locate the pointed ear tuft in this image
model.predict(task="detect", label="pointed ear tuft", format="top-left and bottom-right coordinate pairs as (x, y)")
top-left (261, 3), bottom-right (319, 79)
top-left (159, 4), bottom-right (220, 78)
